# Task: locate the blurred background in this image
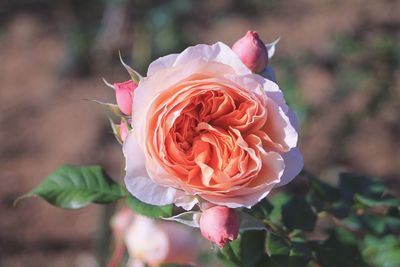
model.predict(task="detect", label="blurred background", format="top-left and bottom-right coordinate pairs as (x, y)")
top-left (0, 0), bottom-right (399, 266)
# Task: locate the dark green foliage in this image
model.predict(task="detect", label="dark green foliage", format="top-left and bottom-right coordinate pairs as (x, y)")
top-left (312, 232), bottom-right (367, 267)
top-left (219, 172), bottom-right (400, 267)
top-left (282, 196), bottom-right (317, 231)
top-left (266, 233), bottom-right (311, 267)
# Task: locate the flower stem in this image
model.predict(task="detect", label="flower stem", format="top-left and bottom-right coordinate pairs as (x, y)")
top-left (224, 243), bottom-right (241, 267)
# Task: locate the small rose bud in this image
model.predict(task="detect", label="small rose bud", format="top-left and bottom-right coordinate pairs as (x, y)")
top-left (114, 80), bottom-right (138, 115)
top-left (119, 121), bottom-right (129, 142)
top-left (232, 31), bottom-right (268, 73)
top-left (199, 206), bottom-right (240, 248)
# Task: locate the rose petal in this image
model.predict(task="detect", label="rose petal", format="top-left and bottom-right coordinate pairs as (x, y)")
top-left (274, 147), bottom-right (303, 187)
top-left (147, 53), bottom-right (179, 76)
top-left (265, 98), bottom-right (298, 151)
top-left (123, 133), bottom-right (178, 205)
top-left (200, 151), bottom-right (284, 208)
top-left (147, 42), bottom-right (251, 76)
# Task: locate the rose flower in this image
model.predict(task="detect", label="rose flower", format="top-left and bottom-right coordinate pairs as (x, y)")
top-left (123, 41), bottom-right (303, 210)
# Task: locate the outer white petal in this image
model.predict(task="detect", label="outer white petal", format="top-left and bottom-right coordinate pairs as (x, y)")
top-left (173, 42), bottom-right (251, 75)
top-left (200, 183), bottom-right (277, 209)
top-left (174, 194), bottom-right (198, 211)
top-left (287, 108), bottom-right (300, 131)
top-left (123, 133), bottom-right (178, 205)
top-left (147, 42), bottom-right (251, 76)
top-left (266, 98), bottom-right (298, 151)
top-left (255, 74), bottom-right (289, 113)
top-left (275, 147), bottom-right (304, 187)
top-left (147, 53), bottom-right (179, 76)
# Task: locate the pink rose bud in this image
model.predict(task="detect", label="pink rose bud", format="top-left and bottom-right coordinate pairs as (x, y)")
top-left (119, 121), bottom-right (129, 142)
top-left (114, 80), bottom-right (137, 115)
top-left (232, 31), bottom-right (268, 73)
top-left (199, 206), bottom-right (240, 248)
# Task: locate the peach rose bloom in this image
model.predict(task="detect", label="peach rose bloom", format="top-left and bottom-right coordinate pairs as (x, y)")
top-left (123, 42), bottom-right (303, 209)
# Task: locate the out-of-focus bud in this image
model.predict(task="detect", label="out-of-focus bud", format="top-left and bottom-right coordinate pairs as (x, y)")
top-left (109, 208), bottom-right (134, 267)
top-left (125, 215), bottom-right (198, 266)
top-left (232, 31), bottom-right (268, 73)
top-left (199, 206), bottom-right (240, 248)
top-left (119, 121), bottom-right (129, 142)
top-left (114, 80), bottom-right (137, 115)
top-left (110, 208), bottom-right (134, 240)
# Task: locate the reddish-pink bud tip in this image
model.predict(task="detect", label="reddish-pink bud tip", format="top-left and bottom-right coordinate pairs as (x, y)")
top-left (114, 80), bottom-right (138, 115)
top-left (199, 206), bottom-right (240, 248)
top-left (232, 30), bottom-right (268, 73)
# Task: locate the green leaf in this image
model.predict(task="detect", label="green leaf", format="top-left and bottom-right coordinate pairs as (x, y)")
top-left (282, 196), bottom-right (317, 231)
top-left (307, 175), bottom-right (340, 212)
top-left (267, 233), bottom-right (290, 257)
top-left (354, 194), bottom-right (400, 208)
top-left (266, 233), bottom-right (311, 267)
top-left (126, 195), bottom-right (173, 218)
top-left (219, 230), bottom-right (268, 267)
top-left (219, 240), bottom-right (241, 267)
top-left (238, 211), bottom-right (267, 231)
top-left (17, 165), bottom-right (125, 209)
top-left (269, 192), bottom-right (292, 222)
top-left (334, 227), bottom-right (358, 246)
top-left (240, 230), bottom-right (267, 267)
top-left (327, 201), bottom-right (350, 219)
top-left (312, 232), bottom-right (367, 267)
top-left (246, 198), bottom-right (273, 220)
top-left (363, 235), bottom-right (400, 267)
top-left (339, 173), bottom-right (387, 202)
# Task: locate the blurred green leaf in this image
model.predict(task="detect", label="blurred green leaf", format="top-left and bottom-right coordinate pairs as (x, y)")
top-left (238, 211), bottom-right (266, 231)
top-left (240, 230), bottom-right (267, 267)
top-left (334, 227), bottom-right (358, 246)
top-left (219, 239), bottom-right (241, 267)
top-left (282, 196), bottom-right (317, 231)
top-left (312, 232), bottom-right (367, 267)
top-left (363, 235), bottom-right (400, 267)
top-left (339, 173), bottom-right (387, 203)
top-left (328, 201), bottom-right (350, 219)
top-left (307, 175), bottom-right (340, 211)
top-left (354, 194), bottom-right (400, 208)
top-left (246, 198), bottom-right (273, 220)
top-left (266, 233), bottom-right (311, 267)
top-left (126, 195), bottom-right (173, 219)
top-left (269, 193), bottom-right (291, 222)
top-left (219, 230), bottom-right (268, 267)
top-left (16, 165), bottom-right (125, 209)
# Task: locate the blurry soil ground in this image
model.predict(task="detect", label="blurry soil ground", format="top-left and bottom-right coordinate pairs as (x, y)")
top-left (0, 0), bottom-right (399, 266)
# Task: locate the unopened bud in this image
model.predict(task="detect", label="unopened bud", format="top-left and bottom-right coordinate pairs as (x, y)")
top-left (232, 31), bottom-right (268, 73)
